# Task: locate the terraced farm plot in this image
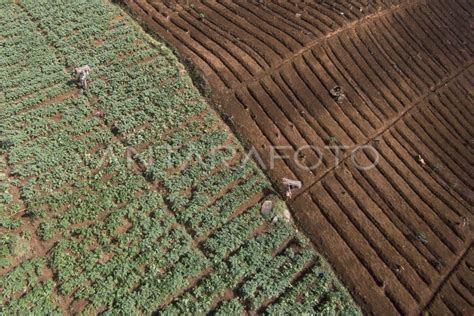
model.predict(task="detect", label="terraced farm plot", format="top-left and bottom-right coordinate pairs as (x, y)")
top-left (0, 0), bottom-right (358, 314)
top-left (123, 0), bottom-right (474, 314)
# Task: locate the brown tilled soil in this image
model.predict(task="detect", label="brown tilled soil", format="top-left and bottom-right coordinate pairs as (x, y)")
top-left (123, 0), bottom-right (474, 314)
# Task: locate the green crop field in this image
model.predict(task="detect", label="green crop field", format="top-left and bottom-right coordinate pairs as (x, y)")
top-left (0, 0), bottom-right (358, 314)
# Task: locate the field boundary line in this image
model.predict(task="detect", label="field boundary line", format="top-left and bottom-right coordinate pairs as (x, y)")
top-left (294, 61), bottom-right (474, 200)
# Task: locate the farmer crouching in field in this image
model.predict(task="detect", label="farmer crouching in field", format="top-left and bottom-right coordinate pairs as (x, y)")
top-left (75, 65), bottom-right (91, 90)
top-left (283, 178), bottom-right (302, 200)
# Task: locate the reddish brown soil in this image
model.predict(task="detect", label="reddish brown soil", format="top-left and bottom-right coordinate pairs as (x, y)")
top-left (424, 247), bottom-right (474, 315)
top-left (124, 0), bottom-right (473, 314)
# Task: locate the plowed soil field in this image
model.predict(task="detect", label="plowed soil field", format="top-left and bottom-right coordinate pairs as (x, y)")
top-left (124, 0), bottom-right (474, 314)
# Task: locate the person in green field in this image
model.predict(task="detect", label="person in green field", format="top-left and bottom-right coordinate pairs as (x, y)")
top-left (75, 65), bottom-right (90, 90)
